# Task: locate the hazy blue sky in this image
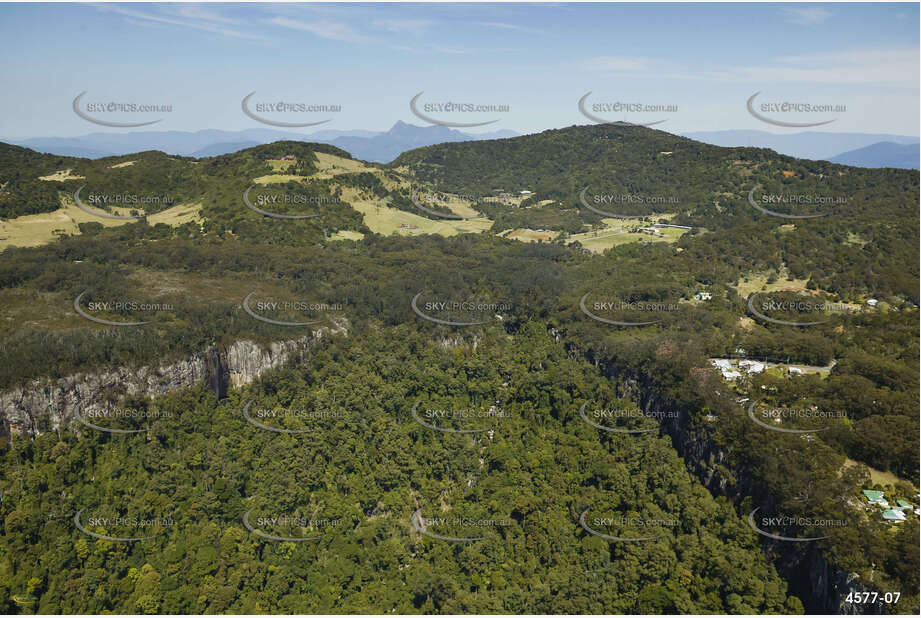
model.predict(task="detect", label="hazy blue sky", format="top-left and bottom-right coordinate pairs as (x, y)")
top-left (0, 2), bottom-right (917, 138)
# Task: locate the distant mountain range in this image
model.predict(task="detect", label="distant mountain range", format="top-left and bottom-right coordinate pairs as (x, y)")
top-left (7, 122), bottom-right (519, 163)
top-left (9, 125), bottom-right (918, 169)
top-left (827, 141), bottom-right (920, 170)
top-left (682, 130), bottom-right (919, 168)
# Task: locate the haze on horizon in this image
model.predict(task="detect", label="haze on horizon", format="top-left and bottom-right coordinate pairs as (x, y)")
top-left (0, 2), bottom-right (918, 140)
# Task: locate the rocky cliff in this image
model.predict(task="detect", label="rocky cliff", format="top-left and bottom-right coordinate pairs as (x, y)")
top-left (0, 323), bottom-right (346, 437)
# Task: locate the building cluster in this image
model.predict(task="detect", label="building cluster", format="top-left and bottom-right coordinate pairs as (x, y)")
top-left (711, 358), bottom-right (765, 381)
top-left (862, 490), bottom-right (919, 523)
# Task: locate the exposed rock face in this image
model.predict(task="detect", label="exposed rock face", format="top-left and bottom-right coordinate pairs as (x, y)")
top-left (0, 353), bottom-right (210, 437)
top-left (0, 323), bottom-right (346, 437)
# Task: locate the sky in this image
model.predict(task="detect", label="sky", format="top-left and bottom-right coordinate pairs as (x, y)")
top-left (0, 2), bottom-right (918, 139)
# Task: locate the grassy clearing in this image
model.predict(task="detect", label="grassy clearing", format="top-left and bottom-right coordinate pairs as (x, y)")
top-left (844, 457), bottom-right (914, 491)
top-left (108, 161), bottom-right (136, 169)
top-left (148, 202), bottom-right (202, 226)
top-left (251, 174), bottom-right (305, 185)
top-left (329, 230), bottom-right (365, 242)
top-left (0, 199), bottom-right (201, 251)
top-left (341, 187), bottom-right (491, 237)
top-left (37, 169), bottom-right (84, 182)
top-left (568, 220), bottom-right (688, 253)
top-left (501, 228), bottom-right (559, 242)
top-left (266, 159), bottom-right (295, 172)
top-left (312, 153), bottom-right (375, 178)
top-left (0, 199), bottom-right (132, 250)
top-left (734, 272), bottom-right (811, 298)
top-left (417, 194), bottom-right (484, 219)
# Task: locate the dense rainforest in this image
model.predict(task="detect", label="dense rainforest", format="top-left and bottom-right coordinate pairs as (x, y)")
top-left (0, 326), bottom-right (804, 614)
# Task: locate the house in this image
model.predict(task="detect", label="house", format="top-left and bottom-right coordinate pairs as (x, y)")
top-left (519, 190), bottom-right (533, 196)
top-left (695, 291), bottom-right (712, 301)
top-left (862, 489), bottom-right (885, 505)
top-left (711, 359), bottom-right (731, 370)
top-left (867, 298), bottom-right (878, 307)
top-left (722, 370), bottom-right (742, 380)
top-left (789, 367), bottom-right (804, 375)
top-left (881, 509), bottom-right (907, 523)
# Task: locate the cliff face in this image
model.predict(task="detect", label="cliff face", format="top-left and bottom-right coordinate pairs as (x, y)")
top-left (0, 323), bottom-right (346, 437)
top-left (592, 359), bottom-right (879, 615)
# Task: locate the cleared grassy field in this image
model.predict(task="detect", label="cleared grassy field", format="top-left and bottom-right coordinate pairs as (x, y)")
top-left (568, 220), bottom-right (688, 253)
top-left (266, 159), bottom-right (295, 172)
top-left (37, 169), bottom-right (84, 182)
top-left (312, 153), bottom-right (375, 178)
top-left (844, 457), bottom-right (914, 491)
top-left (251, 174), bottom-right (305, 185)
top-left (329, 230), bottom-right (365, 242)
top-left (500, 228), bottom-right (559, 242)
top-left (0, 199), bottom-right (201, 251)
top-left (340, 187), bottom-right (492, 237)
top-left (734, 272), bottom-right (811, 297)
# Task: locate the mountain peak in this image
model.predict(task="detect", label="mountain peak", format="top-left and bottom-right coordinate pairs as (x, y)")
top-left (387, 120), bottom-right (454, 137)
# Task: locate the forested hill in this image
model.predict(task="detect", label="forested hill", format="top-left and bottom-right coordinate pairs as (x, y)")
top-left (390, 123), bottom-right (918, 227)
top-left (0, 141), bottom-right (354, 219)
